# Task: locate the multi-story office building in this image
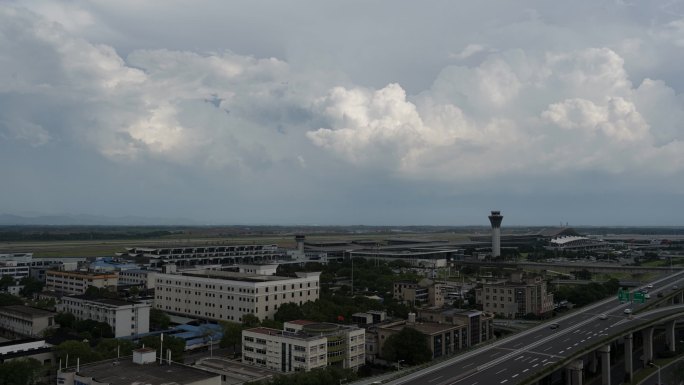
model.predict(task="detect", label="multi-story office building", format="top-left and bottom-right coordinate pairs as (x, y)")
top-left (393, 280), bottom-right (445, 307)
top-left (118, 269), bottom-right (157, 289)
top-left (475, 272), bottom-right (554, 319)
top-left (372, 309), bottom-right (493, 361)
top-left (154, 270), bottom-right (320, 322)
top-left (45, 271), bottom-right (118, 295)
top-left (0, 305), bottom-right (56, 338)
top-left (58, 295), bottom-right (151, 337)
top-left (122, 244), bottom-right (285, 267)
top-left (0, 254), bottom-right (82, 281)
top-left (242, 320), bottom-right (365, 373)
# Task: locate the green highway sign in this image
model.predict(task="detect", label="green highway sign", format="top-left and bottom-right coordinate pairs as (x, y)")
top-left (618, 288), bottom-right (630, 302)
top-left (633, 291), bottom-right (645, 304)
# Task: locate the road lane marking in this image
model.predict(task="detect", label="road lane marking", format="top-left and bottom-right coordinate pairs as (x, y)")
top-left (500, 380), bottom-right (508, 384)
top-left (514, 356), bottom-right (524, 361)
top-left (543, 346), bottom-right (551, 351)
top-left (562, 338), bottom-right (570, 342)
top-left (496, 369), bottom-right (507, 374)
top-left (523, 369), bottom-right (529, 373)
top-left (428, 376), bottom-right (443, 383)
top-left (511, 374), bottom-right (519, 378)
top-left (533, 364), bottom-right (539, 368)
top-left (463, 363), bottom-right (474, 368)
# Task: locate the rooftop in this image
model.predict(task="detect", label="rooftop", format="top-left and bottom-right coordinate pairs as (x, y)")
top-left (65, 295), bottom-right (144, 307)
top-left (0, 305), bottom-right (55, 318)
top-left (47, 270), bottom-right (117, 277)
top-left (381, 321), bottom-right (460, 335)
top-left (176, 269), bottom-right (319, 283)
top-left (64, 357), bottom-right (219, 385)
top-left (287, 319), bottom-right (316, 326)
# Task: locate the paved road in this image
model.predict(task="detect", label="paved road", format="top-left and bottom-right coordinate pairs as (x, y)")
top-left (389, 271), bottom-right (684, 385)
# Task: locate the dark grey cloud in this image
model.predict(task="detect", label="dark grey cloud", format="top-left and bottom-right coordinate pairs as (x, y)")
top-left (1, 1), bottom-right (683, 225)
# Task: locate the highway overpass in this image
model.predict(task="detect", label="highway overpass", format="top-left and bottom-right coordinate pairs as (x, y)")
top-left (378, 270), bottom-right (684, 385)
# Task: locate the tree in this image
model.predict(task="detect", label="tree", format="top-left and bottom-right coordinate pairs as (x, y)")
top-left (241, 314), bottom-right (260, 327)
top-left (19, 277), bottom-right (44, 297)
top-left (129, 286), bottom-right (140, 298)
top-left (0, 358), bottom-right (42, 385)
top-left (55, 340), bottom-right (101, 365)
top-left (274, 302), bottom-right (304, 322)
top-left (84, 286), bottom-right (103, 298)
top-left (259, 366), bottom-right (356, 385)
top-left (55, 312), bottom-right (76, 329)
top-left (95, 338), bottom-right (136, 359)
top-left (382, 327), bottom-right (432, 365)
top-left (140, 335), bottom-right (185, 362)
top-left (0, 293), bottom-right (23, 306)
top-left (219, 321), bottom-right (243, 355)
top-left (150, 308), bottom-right (171, 330)
top-left (0, 275), bottom-right (15, 290)
top-left (74, 319), bottom-right (114, 339)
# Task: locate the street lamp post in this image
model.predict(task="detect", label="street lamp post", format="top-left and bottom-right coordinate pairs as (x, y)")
top-left (209, 336), bottom-right (213, 358)
top-left (649, 362), bottom-right (661, 385)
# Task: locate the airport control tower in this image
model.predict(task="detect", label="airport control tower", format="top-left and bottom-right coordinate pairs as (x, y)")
top-left (488, 210), bottom-right (503, 258)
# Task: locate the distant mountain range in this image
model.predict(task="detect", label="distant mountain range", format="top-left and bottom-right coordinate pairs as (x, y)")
top-left (0, 213), bottom-right (198, 226)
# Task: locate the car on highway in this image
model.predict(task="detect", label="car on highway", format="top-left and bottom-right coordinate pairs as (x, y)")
top-left (644, 294), bottom-right (651, 299)
top-left (624, 308), bottom-right (632, 314)
top-left (647, 284), bottom-right (654, 289)
top-left (549, 323), bottom-right (560, 329)
top-left (673, 285), bottom-right (679, 290)
top-left (598, 314), bottom-right (608, 320)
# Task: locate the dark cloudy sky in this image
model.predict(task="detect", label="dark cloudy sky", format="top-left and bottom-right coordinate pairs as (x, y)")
top-left (2, 1), bottom-right (684, 226)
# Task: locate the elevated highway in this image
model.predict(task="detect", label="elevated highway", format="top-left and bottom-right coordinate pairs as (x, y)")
top-left (385, 271), bottom-right (684, 385)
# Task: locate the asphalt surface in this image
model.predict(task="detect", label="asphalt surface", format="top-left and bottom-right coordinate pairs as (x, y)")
top-left (389, 270), bottom-right (684, 385)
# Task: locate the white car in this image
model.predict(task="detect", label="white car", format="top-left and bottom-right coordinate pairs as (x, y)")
top-left (599, 314), bottom-right (608, 320)
top-left (624, 308), bottom-right (632, 314)
top-left (647, 284), bottom-right (654, 289)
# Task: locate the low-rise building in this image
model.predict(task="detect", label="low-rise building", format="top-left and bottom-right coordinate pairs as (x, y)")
top-left (393, 279), bottom-right (445, 307)
top-left (475, 272), bottom-right (554, 319)
top-left (0, 305), bottom-right (56, 338)
top-left (118, 269), bottom-right (157, 289)
top-left (242, 321), bottom-right (365, 373)
top-left (58, 296), bottom-right (150, 337)
top-left (0, 338), bottom-right (54, 365)
top-left (369, 309), bottom-right (493, 362)
top-left (46, 271), bottom-right (118, 295)
top-left (154, 270), bottom-right (320, 322)
top-left (57, 347), bottom-right (221, 385)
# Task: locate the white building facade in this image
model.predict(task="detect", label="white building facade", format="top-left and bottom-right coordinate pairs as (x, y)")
top-left (58, 296), bottom-right (150, 337)
top-left (46, 271), bottom-right (118, 295)
top-left (242, 321), bottom-right (365, 373)
top-left (154, 270), bottom-right (320, 322)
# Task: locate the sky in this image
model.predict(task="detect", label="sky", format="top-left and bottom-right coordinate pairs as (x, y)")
top-left (1, 0), bottom-right (684, 226)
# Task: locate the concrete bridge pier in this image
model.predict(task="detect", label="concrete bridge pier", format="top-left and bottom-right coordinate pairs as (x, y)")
top-left (587, 350), bottom-right (597, 374)
top-left (565, 359), bottom-right (584, 385)
top-left (598, 345), bottom-right (611, 385)
top-left (642, 327), bottom-right (654, 365)
top-left (665, 320), bottom-right (676, 352)
top-left (624, 333), bottom-right (633, 382)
